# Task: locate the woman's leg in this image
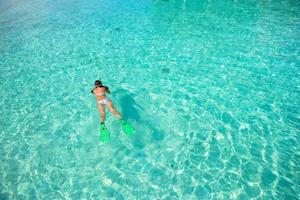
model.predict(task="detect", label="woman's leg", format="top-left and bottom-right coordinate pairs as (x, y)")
top-left (107, 102), bottom-right (122, 120)
top-left (97, 103), bottom-right (106, 123)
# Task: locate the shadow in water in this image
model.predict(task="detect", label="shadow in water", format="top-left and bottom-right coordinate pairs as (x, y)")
top-left (117, 89), bottom-right (141, 122)
top-left (113, 89), bottom-right (165, 149)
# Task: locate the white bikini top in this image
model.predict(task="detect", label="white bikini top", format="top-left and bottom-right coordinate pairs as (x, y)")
top-left (95, 93), bottom-right (105, 96)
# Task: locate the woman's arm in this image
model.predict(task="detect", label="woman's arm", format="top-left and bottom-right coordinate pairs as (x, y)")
top-left (105, 86), bottom-right (111, 94)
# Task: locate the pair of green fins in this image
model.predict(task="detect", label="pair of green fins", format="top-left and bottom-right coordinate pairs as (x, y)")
top-left (99, 120), bottom-right (135, 142)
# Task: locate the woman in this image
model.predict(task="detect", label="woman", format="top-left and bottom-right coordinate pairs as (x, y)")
top-left (91, 80), bottom-right (122, 124)
top-left (91, 80), bottom-right (135, 142)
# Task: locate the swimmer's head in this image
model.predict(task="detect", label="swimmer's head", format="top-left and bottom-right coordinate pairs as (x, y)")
top-left (94, 80), bottom-right (102, 87)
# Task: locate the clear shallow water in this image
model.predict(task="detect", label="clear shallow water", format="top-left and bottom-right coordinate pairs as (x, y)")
top-left (1, 0), bottom-right (300, 199)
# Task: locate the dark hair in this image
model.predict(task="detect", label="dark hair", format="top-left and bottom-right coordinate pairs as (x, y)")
top-left (94, 80), bottom-right (102, 87)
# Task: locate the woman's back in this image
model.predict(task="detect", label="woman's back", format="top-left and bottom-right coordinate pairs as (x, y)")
top-left (93, 86), bottom-right (108, 100)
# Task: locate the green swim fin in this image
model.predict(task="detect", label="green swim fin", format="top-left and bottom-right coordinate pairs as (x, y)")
top-left (100, 123), bottom-right (110, 142)
top-left (121, 120), bottom-right (135, 136)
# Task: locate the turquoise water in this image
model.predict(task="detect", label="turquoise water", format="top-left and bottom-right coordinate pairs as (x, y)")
top-left (1, 0), bottom-right (300, 199)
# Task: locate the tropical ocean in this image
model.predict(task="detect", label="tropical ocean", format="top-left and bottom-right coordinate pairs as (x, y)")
top-left (0, 0), bottom-right (299, 199)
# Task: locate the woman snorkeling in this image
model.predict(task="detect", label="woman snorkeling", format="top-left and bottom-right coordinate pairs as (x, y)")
top-left (91, 80), bottom-right (134, 142)
top-left (91, 80), bottom-right (122, 124)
